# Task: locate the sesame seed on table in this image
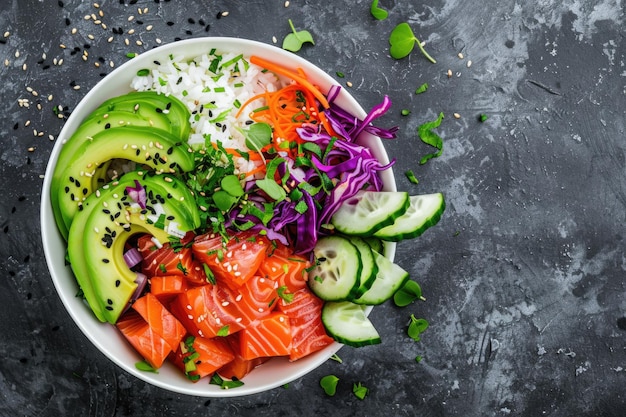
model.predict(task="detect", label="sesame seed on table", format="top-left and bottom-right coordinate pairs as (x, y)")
top-left (1, 0), bottom-right (625, 416)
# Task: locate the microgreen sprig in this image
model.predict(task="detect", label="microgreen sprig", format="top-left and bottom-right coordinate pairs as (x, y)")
top-left (389, 23), bottom-right (436, 63)
top-left (282, 19), bottom-right (315, 52)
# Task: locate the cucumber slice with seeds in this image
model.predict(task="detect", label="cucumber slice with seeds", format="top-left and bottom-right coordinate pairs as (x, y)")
top-left (374, 193), bottom-right (445, 242)
top-left (331, 191), bottom-right (410, 236)
top-left (308, 236), bottom-right (362, 301)
top-left (322, 301), bottom-right (381, 347)
top-left (353, 250), bottom-right (410, 306)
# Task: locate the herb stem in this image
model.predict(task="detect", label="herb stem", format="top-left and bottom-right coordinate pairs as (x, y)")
top-left (416, 38), bottom-right (436, 64)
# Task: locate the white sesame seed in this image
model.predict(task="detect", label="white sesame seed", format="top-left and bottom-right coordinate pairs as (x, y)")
top-left (24, 120), bottom-right (30, 127)
top-left (346, 81), bottom-right (353, 88)
top-left (272, 36), bottom-right (277, 43)
top-left (14, 50), bottom-right (19, 58)
top-left (146, 25), bottom-right (153, 31)
top-left (124, 38), bottom-right (129, 46)
top-left (285, 0), bottom-right (290, 6)
top-left (71, 27), bottom-right (77, 34)
top-left (447, 69), bottom-right (453, 78)
top-left (3, 31), bottom-right (9, 38)
top-left (22, 63), bottom-right (27, 71)
top-left (128, 28), bottom-right (135, 35)
top-left (453, 113), bottom-right (461, 119)
top-left (458, 52), bottom-right (464, 59)
top-left (136, 40), bottom-right (143, 46)
top-left (467, 60), bottom-right (472, 68)
top-left (221, 11), bottom-right (229, 17)
top-left (128, 15), bottom-right (134, 22)
top-left (88, 34), bottom-right (95, 40)
top-left (236, 294), bottom-right (243, 302)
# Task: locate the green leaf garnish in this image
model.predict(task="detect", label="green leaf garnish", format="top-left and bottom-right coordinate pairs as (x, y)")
top-left (401, 109), bottom-right (411, 116)
top-left (407, 314), bottom-right (429, 342)
top-left (418, 112), bottom-right (445, 164)
top-left (393, 280), bottom-right (424, 307)
top-left (405, 170), bottom-right (419, 185)
top-left (221, 174), bottom-right (244, 197)
top-left (136, 68), bottom-right (150, 76)
top-left (370, 0), bottom-right (388, 20)
top-left (479, 113), bottom-right (489, 122)
top-left (320, 375), bottom-right (339, 396)
top-left (415, 82), bottom-right (429, 94)
top-left (389, 23), bottom-right (436, 63)
top-left (241, 122), bottom-right (272, 152)
top-left (210, 374), bottom-right (245, 389)
top-left (277, 285), bottom-right (294, 303)
top-left (282, 19), bottom-right (315, 52)
top-left (353, 382), bottom-right (368, 400)
top-left (217, 325), bottom-right (230, 337)
top-left (135, 360), bottom-right (159, 373)
top-left (330, 353), bottom-right (343, 363)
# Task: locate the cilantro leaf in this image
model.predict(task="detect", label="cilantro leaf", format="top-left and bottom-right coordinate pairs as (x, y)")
top-left (282, 19), bottom-right (315, 52)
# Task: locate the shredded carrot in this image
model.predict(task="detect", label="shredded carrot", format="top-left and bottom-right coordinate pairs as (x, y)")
top-left (250, 55), bottom-right (330, 109)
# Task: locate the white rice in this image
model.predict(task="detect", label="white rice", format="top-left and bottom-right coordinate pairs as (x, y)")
top-left (130, 50), bottom-right (287, 174)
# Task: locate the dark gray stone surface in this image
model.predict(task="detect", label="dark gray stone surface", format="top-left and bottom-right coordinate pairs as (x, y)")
top-left (1, 0), bottom-right (625, 416)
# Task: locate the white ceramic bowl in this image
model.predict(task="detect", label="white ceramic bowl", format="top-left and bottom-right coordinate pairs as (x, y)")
top-left (41, 37), bottom-right (396, 397)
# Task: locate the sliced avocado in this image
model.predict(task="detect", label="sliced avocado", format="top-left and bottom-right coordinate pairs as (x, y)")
top-left (51, 91), bottom-right (191, 239)
top-left (55, 125), bottom-right (195, 233)
top-left (92, 91), bottom-right (191, 140)
top-left (68, 170), bottom-right (200, 323)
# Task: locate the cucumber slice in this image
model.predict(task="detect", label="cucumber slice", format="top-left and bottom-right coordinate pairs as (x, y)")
top-left (362, 236), bottom-right (384, 254)
top-left (374, 193), bottom-right (445, 242)
top-left (347, 236), bottom-right (378, 298)
top-left (308, 236), bottom-right (362, 301)
top-left (353, 251), bottom-right (410, 306)
top-left (321, 301), bottom-right (381, 347)
top-left (331, 191), bottom-right (410, 236)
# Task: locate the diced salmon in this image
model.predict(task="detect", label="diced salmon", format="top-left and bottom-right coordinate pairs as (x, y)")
top-left (137, 234), bottom-right (208, 286)
top-left (278, 288), bottom-right (334, 361)
top-left (170, 335), bottom-right (235, 382)
top-left (116, 310), bottom-right (171, 369)
top-left (259, 243), bottom-right (310, 293)
top-left (150, 275), bottom-right (188, 303)
top-left (239, 312), bottom-right (292, 360)
top-left (217, 335), bottom-right (269, 380)
top-left (132, 293), bottom-right (186, 352)
top-left (192, 231), bottom-right (269, 290)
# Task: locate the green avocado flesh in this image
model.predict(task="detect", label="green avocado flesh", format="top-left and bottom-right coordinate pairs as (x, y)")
top-left (67, 170), bottom-right (200, 323)
top-left (50, 91), bottom-right (192, 240)
top-left (56, 125), bottom-right (195, 235)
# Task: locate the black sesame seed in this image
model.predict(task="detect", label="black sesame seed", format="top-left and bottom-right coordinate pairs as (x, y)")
top-left (58, 0), bottom-right (64, 6)
top-left (102, 258), bottom-right (110, 263)
top-left (115, 279), bottom-right (121, 287)
top-left (104, 123), bottom-right (111, 129)
top-left (82, 188), bottom-right (88, 195)
top-left (188, 18), bottom-right (195, 24)
top-left (166, 21), bottom-right (175, 26)
top-left (65, 17), bottom-right (71, 26)
top-left (205, 24), bottom-right (211, 32)
top-left (105, 306), bottom-right (113, 311)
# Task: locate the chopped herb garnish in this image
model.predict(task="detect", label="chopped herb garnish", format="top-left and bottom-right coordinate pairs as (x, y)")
top-left (126, 52), bottom-right (137, 59)
top-left (217, 325), bottom-right (230, 337)
top-left (353, 382), bottom-right (368, 400)
top-left (336, 71), bottom-right (345, 78)
top-left (176, 261), bottom-right (188, 275)
top-left (210, 374), bottom-right (244, 389)
top-left (415, 82), bottom-right (428, 94)
top-left (389, 22), bottom-right (436, 63)
top-left (135, 360), bottom-right (159, 373)
top-left (277, 285), bottom-right (294, 303)
top-left (370, 0), bottom-right (388, 20)
top-left (405, 169), bottom-right (419, 184)
top-left (136, 68), bottom-right (150, 76)
top-left (320, 375), bottom-right (339, 396)
top-left (202, 263), bottom-right (216, 284)
top-left (417, 112), bottom-right (444, 164)
top-left (479, 113), bottom-right (488, 122)
top-left (330, 353), bottom-right (343, 363)
top-left (401, 109), bottom-right (411, 116)
top-left (282, 19), bottom-right (315, 52)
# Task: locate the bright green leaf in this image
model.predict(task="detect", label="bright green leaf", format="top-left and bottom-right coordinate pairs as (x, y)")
top-left (221, 174), bottom-right (244, 197)
top-left (212, 189), bottom-right (238, 212)
top-left (135, 360), bottom-right (159, 373)
top-left (320, 375), bottom-right (339, 396)
top-left (283, 19), bottom-right (315, 52)
top-left (393, 280), bottom-right (424, 306)
top-left (256, 178), bottom-right (286, 201)
top-left (389, 23), bottom-right (436, 63)
top-left (405, 169), bottom-right (419, 185)
top-left (241, 122), bottom-right (272, 152)
top-left (370, 0), bottom-right (388, 20)
top-left (415, 82), bottom-right (429, 94)
top-left (353, 382), bottom-right (369, 400)
top-left (407, 314), bottom-right (429, 342)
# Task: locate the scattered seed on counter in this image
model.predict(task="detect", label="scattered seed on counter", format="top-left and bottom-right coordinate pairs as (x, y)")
top-left (447, 69), bottom-right (453, 78)
top-left (458, 52), bottom-right (464, 59)
top-left (467, 60), bottom-right (472, 68)
top-left (453, 113), bottom-right (461, 119)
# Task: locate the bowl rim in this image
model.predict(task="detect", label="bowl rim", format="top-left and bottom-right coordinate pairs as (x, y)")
top-left (40, 36), bottom-right (396, 397)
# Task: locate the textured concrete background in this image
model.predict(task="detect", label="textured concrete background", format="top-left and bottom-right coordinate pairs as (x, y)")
top-left (1, 0), bottom-right (625, 416)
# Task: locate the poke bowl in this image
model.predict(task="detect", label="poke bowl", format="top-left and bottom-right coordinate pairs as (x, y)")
top-left (40, 37), bottom-right (398, 397)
